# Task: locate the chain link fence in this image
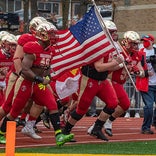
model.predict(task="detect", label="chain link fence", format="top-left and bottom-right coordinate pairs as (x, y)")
top-left (95, 77), bottom-right (144, 117)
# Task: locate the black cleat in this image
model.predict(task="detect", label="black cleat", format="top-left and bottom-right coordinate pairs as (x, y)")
top-left (91, 129), bottom-right (109, 141)
top-left (141, 129), bottom-right (154, 134)
top-left (33, 126), bottom-right (42, 133)
top-left (105, 128), bottom-right (113, 136)
top-left (43, 118), bottom-right (50, 129)
top-left (15, 118), bottom-right (26, 127)
top-left (41, 113), bottom-right (50, 129)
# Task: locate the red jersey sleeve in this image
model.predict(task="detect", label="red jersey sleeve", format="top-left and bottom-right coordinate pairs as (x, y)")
top-left (23, 41), bottom-right (41, 55)
top-left (18, 33), bottom-right (37, 46)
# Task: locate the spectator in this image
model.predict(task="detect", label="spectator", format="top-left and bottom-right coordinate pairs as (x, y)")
top-left (70, 15), bottom-right (79, 26)
top-left (47, 13), bottom-right (57, 28)
top-left (138, 34), bottom-right (156, 134)
top-left (19, 20), bottom-right (24, 34)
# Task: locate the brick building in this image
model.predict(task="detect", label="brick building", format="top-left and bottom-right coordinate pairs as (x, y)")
top-left (113, 0), bottom-right (156, 38)
top-left (0, 0), bottom-right (156, 39)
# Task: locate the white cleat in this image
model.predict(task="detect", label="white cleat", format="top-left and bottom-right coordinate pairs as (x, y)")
top-left (124, 112), bottom-right (130, 118)
top-left (87, 123), bottom-right (95, 134)
top-left (104, 119), bottom-right (112, 129)
top-left (104, 119), bottom-right (113, 137)
top-left (21, 121), bottom-right (42, 139)
top-left (134, 113), bottom-right (140, 118)
top-left (21, 126), bottom-right (42, 139)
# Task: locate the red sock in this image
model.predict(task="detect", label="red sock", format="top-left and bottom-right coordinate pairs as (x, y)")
top-left (20, 113), bottom-right (27, 120)
top-left (28, 115), bottom-right (37, 121)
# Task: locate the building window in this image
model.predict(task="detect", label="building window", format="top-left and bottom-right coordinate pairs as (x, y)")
top-left (45, 3), bottom-right (51, 12)
top-left (73, 3), bottom-right (80, 16)
top-left (38, 2), bottom-right (44, 10)
top-left (53, 3), bottom-right (59, 14)
top-left (87, 3), bottom-right (113, 21)
top-left (100, 4), bottom-right (113, 20)
top-left (14, 0), bottom-right (22, 11)
top-left (38, 2), bottom-right (59, 15)
top-left (0, 6), bottom-right (3, 12)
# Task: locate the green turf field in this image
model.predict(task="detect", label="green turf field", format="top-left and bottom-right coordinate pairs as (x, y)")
top-left (1, 141), bottom-right (156, 155)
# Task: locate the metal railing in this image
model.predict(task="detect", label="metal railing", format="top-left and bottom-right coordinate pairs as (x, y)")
top-left (124, 78), bottom-right (144, 111)
top-left (95, 77), bottom-right (144, 112)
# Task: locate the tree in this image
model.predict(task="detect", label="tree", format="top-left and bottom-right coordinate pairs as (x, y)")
top-left (61, 0), bottom-right (69, 29)
top-left (79, 0), bottom-right (90, 19)
top-left (31, 0), bottom-right (38, 18)
top-left (23, 0), bottom-right (38, 33)
top-left (23, 0), bottom-right (29, 33)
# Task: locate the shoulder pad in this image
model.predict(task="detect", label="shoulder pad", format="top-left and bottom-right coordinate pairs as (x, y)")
top-left (23, 41), bottom-right (41, 54)
top-left (18, 33), bottom-right (37, 46)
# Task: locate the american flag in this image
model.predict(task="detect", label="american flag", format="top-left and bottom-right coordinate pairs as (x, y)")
top-left (51, 6), bottom-right (116, 79)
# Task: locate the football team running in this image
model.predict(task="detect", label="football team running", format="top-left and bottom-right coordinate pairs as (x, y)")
top-left (0, 7), bottom-right (155, 146)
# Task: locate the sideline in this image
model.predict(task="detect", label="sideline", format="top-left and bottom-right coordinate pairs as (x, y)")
top-left (0, 154), bottom-right (154, 156)
top-left (0, 154), bottom-right (110, 156)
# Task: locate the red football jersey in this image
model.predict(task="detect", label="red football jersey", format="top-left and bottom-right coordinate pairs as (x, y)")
top-left (23, 41), bottom-right (55, 68)
top-left (10, 33), bottom-right (37, 73)
top-left (110, 48), bottom-right (141, 84)
top-left (18, 33), bottom-right (37, 47)
top-left (0, 49), bottom-right (13, 81)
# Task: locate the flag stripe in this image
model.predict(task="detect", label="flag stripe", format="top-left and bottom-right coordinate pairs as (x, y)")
top-left (53, 31), bottom-right (112, 61)
top-left (51, 40), bottom-right (115, 76)
top-left (51, 48), bottom-right (114, 77)
top-left (54, 30), bottom-right (79, 52)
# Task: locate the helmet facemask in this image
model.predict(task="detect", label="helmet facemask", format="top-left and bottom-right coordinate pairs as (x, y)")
top-left (104, 20), bottom-right (118, 41)
top-left (29, 17), bottom-right (47, 35)
top-left (109, 30), bottom-right (118, 41)
top-left (122, 31), bottom-right (140, 54)
top-left (1, 34), bottom-right (17, 57)
top-left (36, 22), bottom-right (58, 45)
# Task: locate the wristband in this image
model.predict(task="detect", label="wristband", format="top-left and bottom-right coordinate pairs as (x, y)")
top-left (34, 76), bottom-right (44, 83)
top-left (19, 70), bottom-right (22, 75)
top-left (119, 63), bottom-right (124, 68)
top-left (13, 72), bottom-right (19, 77)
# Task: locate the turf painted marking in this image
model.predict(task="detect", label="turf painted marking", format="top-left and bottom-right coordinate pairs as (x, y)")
top-left (0, 153), bottom-right (152, 156)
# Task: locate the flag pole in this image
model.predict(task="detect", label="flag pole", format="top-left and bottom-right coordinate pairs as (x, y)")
top-left (91, 0), bottom-right (138, 92)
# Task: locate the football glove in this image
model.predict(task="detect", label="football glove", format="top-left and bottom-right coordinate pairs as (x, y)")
top-left (38, 76), bottom-right (50, 90)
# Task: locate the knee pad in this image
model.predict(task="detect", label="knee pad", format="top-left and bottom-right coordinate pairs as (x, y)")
top-left (71, 110), bottom-right (83, 121)
top-left (103, 106), bottom-right (115, 115)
